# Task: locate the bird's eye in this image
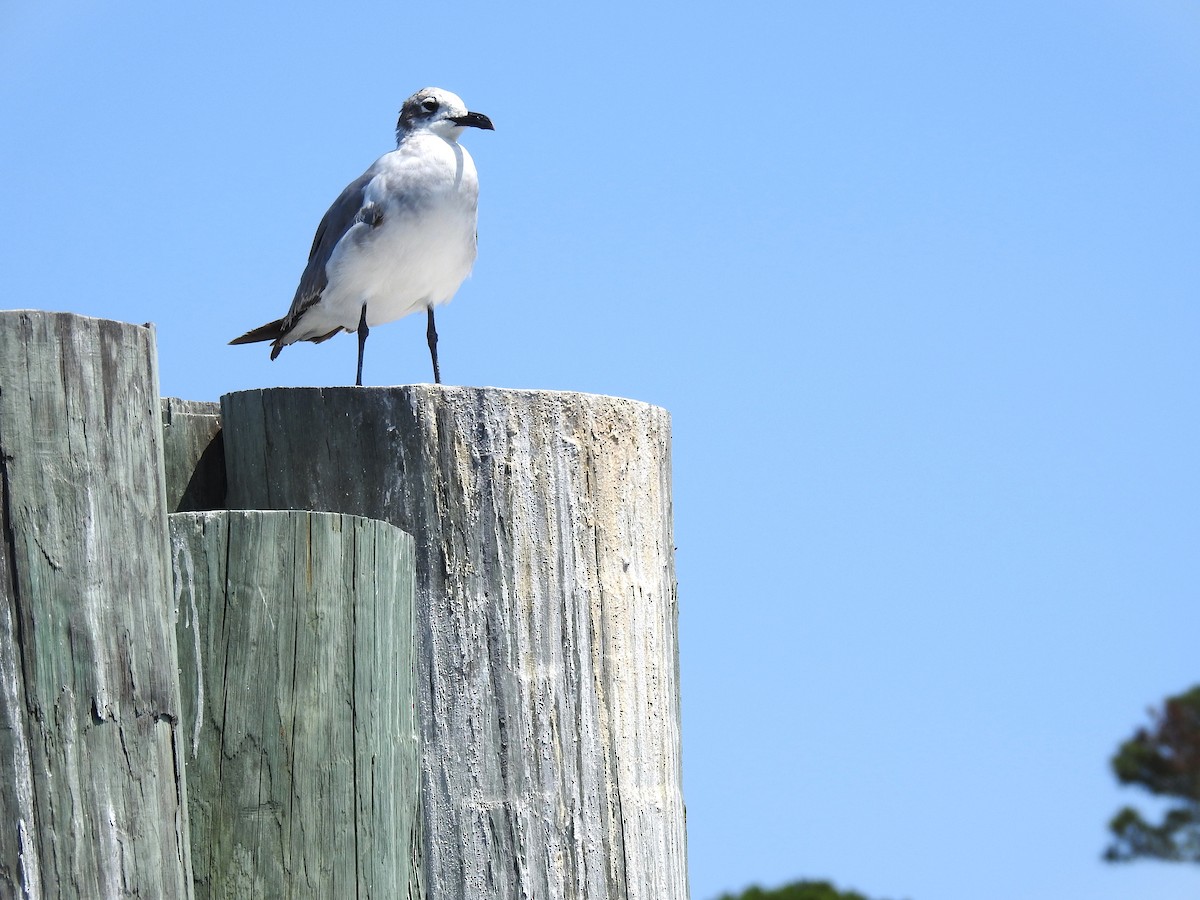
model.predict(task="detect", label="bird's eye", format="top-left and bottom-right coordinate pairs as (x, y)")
top-left (421, 98), bottom-right (439, 113)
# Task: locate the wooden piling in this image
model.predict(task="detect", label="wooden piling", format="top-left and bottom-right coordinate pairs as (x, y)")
top-left (221, 385), bottom-right (689, 900)
top-left (0, 311), bottom-right (193, 898)
top-left (170, 509), bottom-right (418, 899)
top-left (161, 399), bottom-right (224, 513)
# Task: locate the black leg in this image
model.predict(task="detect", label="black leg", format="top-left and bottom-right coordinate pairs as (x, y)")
top-left (426, 306), bottom-right (441, 385)
top-left (356, 304), bottom-right (369, 387)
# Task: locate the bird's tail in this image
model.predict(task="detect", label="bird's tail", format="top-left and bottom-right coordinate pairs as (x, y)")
top-left (229, 318), bottom-right (284, 345)
top-left (229, 318), bottom-right (288, 359)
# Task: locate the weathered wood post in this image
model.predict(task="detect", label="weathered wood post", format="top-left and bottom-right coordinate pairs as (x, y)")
top-left (0, 311), bottom-right (193, 898)
top-left (221, 386), bottom-right (688, 900)
top-left (161, 399), bottom-right (224, 512)
top-left (170, 509), bottom-right (418, 898)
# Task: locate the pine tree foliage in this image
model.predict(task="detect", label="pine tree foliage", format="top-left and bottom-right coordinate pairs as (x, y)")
top-left (1105, 686), bottom-right (1200, 863)
top-left (713, 879), bottom-right (900, 900)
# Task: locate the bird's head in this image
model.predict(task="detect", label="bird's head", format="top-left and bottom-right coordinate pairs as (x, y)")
top-left (396, 88), bottom-right (494, 144)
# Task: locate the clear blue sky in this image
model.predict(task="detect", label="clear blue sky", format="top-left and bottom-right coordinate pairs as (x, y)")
top-left (3, 3), bottom-right (1198, 899)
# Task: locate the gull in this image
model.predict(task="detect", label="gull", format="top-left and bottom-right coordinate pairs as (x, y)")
top-left (230, 87), bottom-right (494, 385)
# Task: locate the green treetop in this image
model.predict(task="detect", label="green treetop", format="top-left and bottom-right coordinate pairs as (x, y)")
top-left (714, 879), bottom-right (901, 900)
top-left (1105, 685), bottom-right (1200, 863)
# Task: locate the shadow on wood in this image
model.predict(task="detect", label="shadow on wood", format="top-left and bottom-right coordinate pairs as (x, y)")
top-left (161, 398), bottom-right (225, 513)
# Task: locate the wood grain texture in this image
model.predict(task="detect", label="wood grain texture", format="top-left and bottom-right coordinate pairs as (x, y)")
top-left (161, 399), bottom-right (225, 513)
top-left (0, 311), bottom-right (192, 898)
top-left (221, 385), bottom-right (688, 900)
top-left (170, 510), bottom-right (418, 899)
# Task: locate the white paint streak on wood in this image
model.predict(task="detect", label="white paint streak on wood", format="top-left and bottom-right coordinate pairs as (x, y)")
top-left (169, 530), bottom-right (204, 759)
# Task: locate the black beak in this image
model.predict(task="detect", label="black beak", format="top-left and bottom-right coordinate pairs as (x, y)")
top-left (449, 111), bottom-right (495, 131)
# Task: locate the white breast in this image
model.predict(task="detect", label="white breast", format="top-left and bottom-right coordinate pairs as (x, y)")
top-left (323, 135), bottom-right (480, 330)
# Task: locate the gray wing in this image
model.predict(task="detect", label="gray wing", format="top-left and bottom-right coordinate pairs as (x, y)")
top-left (279, 168), bottom-right (380, 335)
